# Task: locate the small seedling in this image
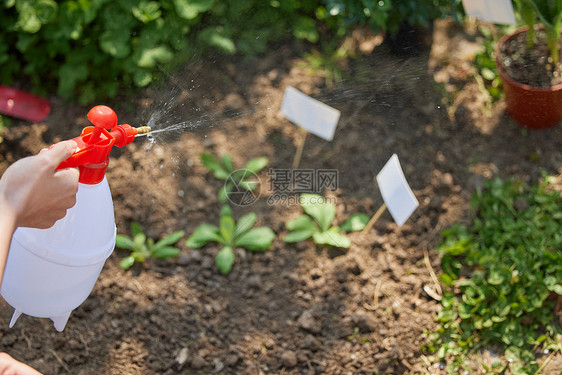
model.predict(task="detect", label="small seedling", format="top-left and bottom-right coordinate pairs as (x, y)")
top-left (185, 206), bottom-right (275, 274)
top-left (200, 152), bottom-right (268, 202)
top-left (283, 193), bottom-right (369, 248)
top-left (116, 222), bottom-right (185, 270)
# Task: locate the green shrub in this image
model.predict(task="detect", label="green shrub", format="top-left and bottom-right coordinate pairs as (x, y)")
top-left (1, 0), bottom-right (210, 103)
top-left (1, 0), bottom-right (460, 103)
top-left (426, 175), bottom-right (562, 374)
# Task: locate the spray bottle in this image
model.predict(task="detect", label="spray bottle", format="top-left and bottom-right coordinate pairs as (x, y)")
top-left (1, 105), bottom-right (151, 331)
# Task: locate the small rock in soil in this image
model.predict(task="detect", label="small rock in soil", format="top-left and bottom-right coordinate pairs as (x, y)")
top-left (247, 274), bottom-right (262, 290)
top-left (174, 347), bottom-right (189, 370)
top-left (226, 353), bottom-right (241, 366)
top-left (297, 309), bottom-right (322, 334)
top-left (301, 334), bottom-right (321, 351)
top-left (190, 355), bottom-right (206, 369)
top-left (280, 350), bottom-right (298, 368)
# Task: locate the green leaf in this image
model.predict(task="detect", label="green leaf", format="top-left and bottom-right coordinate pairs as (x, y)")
top-left (218, 182), bottom-right (233, 203)
top-left (340, 213), bottom-right (370, 232)
top-left (185, 224), bottom-right (221, 248)
top-left (220, 214), bottom-right (236, 245)
top-left (216, 246), bottom-right (234, 275)
top-left (244, 156), bottom-right (268, 173)
top-left (155, 230), bottom-right (185, 248)
top-left (220, 205), bottom-right (233, 218)
top-left (292, 16), bottom-right (319, 43)
top-left (312, 230), bottom-right (350, 248)
top-left (201, 153), bottom-right (229, 179)
top-left (544, 275), bottom-right (562, 294)
top-left (134, 70), bottom-right (153, 87)
top-left (481, 67), bottom-right (496, 81)
top-left (488, 267), bottom-right (506, 285)
top-left (99, 29), bottom-right (131, 58)
top-left (300, 194), bottom-right (335, 232)
top-left (284, 229), bottom-right (316, 243)
top-left (199, 27), bottom-right (236, 54)
top-left (234, 227), bottom-right (275, 251)
top-left (58, 62), bottom-right (88, 98)
top-left (120, 255), bottom-right (136, 270)
top-left (131, 222), bottom-right (144, 237)
top-left (16, 0), bottom-right (57, 33)
top-left (137, 45), bottom-right (174, 68)
top-left (132, 1), bottom-right (162, 23)
top-left (133, 232), bottom-right (147, 248)
top-left (173, 0), bottom-right (214, 20)
top-left (239, 178), bottom-right (259, 192)
top-left (152, 246), bottom-right (180, 259)
top-left (234, 212), bottom-right (257, 237)
top-left (286, 215), bottom-right (319, 232)
top-left (221, 154), bottom-right (234, 173)
top-left (115, 235), bottom-right (135, 250)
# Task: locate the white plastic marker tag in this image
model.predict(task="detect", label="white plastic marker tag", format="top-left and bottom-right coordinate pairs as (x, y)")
top-left (281, 86), bottom-right (341, 141)
top-left (376, 154), bottom-right (419, 227)
top-left (461, 0), bottom-right (516, 25)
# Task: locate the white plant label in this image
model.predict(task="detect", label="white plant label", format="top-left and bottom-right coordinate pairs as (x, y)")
top-left (281, 86), bottom-right (341, 141)
top-left (376, 154), bottom-right (419, 227)
top-left (461, 0), bottom-right (516, 25)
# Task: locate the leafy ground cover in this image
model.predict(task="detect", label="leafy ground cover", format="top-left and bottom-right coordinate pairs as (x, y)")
top-left (0, 19), bottom-right (561, 374)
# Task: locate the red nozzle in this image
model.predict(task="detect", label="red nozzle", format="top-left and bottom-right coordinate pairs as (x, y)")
top-left (56, 105), bottom-right (140, 184)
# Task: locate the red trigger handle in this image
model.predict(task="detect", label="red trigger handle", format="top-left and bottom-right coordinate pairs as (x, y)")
top-left (56, 105), bottom-right (138, 184)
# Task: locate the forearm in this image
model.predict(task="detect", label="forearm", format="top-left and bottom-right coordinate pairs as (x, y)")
top-left (0, 197), bottom-right (17, 287)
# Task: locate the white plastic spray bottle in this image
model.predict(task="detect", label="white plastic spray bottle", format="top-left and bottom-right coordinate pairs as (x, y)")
top-left (1, 105), bottom-right (151, 331)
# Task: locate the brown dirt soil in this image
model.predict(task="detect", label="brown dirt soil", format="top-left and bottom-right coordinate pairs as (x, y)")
top-left (1, 20), bottom-right (561, 374)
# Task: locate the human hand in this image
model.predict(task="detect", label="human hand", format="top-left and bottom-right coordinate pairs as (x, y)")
top-left (0, 140), bottom-right (79, 229)
top-left (0, 352), bottom-right (43, 375)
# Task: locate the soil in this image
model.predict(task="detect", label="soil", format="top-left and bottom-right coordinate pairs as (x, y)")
top-left (497, 27), bottom-right (562, 87)
top-left (1, 20), bottom-right (562, 375)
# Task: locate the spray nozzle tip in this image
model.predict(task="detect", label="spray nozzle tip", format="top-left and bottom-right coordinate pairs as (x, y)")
top-left (135, 126), bottom-right (152, 135)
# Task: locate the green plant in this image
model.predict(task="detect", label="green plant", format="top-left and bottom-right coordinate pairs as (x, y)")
top-left (0, 0), bottom-right (323, 103)
top-left (302, 38), bottom-right (350, 88)
top-left (283, 193), bottom-right (369, 248)
top-left (386, 0), bottom-right (461, 35)
top-left (185, 205), bottom-right (275, 274)
top-left (116, 222), bottom-right (184, 270)
top-left (0, 0), bottom-right (211, 103)
top-left (473, 26), bottom-right (504, 112)
top-left (516, 0), bottom-right (562, 64)
top-left (426, 175), bottom-right (562, 374)
top-left (200, 152), bottom-right (268, 203)
top-left (1, 0), bottom-right (461, 103)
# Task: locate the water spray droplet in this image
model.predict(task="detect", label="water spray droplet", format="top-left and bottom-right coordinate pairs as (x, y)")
top-left (178, 190), bottom-right (185, 197)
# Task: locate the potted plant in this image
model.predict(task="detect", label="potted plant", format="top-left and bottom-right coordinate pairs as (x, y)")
top-left (495, 0), bottom-right (562, 129)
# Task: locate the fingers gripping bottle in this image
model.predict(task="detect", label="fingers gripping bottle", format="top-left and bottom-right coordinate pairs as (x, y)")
top-left (1, 106), bottom-right (150, 331)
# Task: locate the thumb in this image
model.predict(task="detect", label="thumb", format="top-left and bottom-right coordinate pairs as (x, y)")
top-left (44, 140), bottom-right (78, 168)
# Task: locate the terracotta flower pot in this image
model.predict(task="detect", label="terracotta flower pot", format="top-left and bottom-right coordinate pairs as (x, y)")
top-left (495, 27), bottom-right (562, 129)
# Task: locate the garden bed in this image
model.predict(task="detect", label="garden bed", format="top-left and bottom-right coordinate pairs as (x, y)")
top-left (0, 20), bottom-right (561, 374)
